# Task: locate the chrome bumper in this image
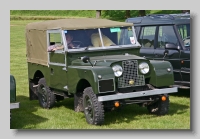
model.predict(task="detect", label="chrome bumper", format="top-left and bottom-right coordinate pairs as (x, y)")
top-left (10, 102), bottom-right (20, 109)
top-left (98, 87), bottom-right (177, 102)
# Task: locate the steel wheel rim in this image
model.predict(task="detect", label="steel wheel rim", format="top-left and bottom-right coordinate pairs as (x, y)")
top-left (39, 85), bottom-right (47, 105)
top-left (84, 95), bottom-right (94, 122)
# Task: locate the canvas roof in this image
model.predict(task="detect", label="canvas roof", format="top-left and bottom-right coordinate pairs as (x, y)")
top-left (26, 18), bottom-right (134, 30)
top-left (25, 18), bottom-right (134, 66)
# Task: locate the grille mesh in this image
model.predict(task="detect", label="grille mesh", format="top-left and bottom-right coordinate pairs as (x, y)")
top-left (118, 60), bottom-right (145, 88)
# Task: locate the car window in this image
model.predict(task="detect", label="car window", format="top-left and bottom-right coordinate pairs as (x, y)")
top-left (118, 27), bottom-right (136, 45)
top-left (177, 24), bottom-right (190, 39)
top-left (177, 24), bottom-right (190, 47)
top-left (48, 32), bottom-right (63, 51)
top-left (49, 33), bottom-right (62, 45)
top-left (63, 26), bottom-right (137, 51)
top-left (157, 25), bottom-right (179, 48)
top-left (138, 26), bottom-right (156, 48)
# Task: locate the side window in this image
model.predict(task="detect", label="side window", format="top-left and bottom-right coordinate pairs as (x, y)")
top-left (177, 24), bottom-right (190, 40)
top-left (157, 26), bottom-right (179, 48)
top-left (48, 32), bottom-right (63, 51)
top-left (117, 27), bottom-right (134, 45)
top-left (177, 24), bottom-right (190, 47)
top-left (122, 27), bottom-right (134, 45)
top-left (139, 26), bottom-right (156, 48)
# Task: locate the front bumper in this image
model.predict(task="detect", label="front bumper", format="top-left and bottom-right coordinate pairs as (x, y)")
top-left (98, 87), bottom-right (177, 102)
top-left (10, 102), bottom-right (20, 109)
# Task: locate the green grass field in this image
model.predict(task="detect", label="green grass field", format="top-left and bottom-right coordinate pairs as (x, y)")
top-left (10, 19), bottom-right (190, 129)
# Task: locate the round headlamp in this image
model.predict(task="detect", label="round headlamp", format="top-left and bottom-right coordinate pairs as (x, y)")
top-left (112, 65), bottom-right (123, 77)
top-left (139, 62), bottom-right (149, 74)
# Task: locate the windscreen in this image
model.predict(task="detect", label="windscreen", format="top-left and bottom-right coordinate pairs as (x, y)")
top-left (62, 26), bottom-right (137, 50)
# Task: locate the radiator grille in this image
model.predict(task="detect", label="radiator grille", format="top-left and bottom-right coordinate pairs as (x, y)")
top-left (118, 60), bottom-right (145, 88)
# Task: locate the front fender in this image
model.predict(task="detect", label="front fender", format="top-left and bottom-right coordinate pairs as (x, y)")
top-left (149, 60), bottom-right (174, 87)
top-left (67, 66), bottom-right (115, 94)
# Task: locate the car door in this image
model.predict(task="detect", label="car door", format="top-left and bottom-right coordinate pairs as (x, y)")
top-left (153, 25), bottom-right (182, 82)
top-left (47, 30), bottom-right (68, 89)
top-left (137, 26), bottom-right (156, 59)
top-left (176, 24), bottom-right (190, 84)
top-left (179, 50), bottom-right (190, 83)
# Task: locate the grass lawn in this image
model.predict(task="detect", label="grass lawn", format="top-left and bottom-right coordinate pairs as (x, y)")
top-left (10, 20), bottom-right (190, 129)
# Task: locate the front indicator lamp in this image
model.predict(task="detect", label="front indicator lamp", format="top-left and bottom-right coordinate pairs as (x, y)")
top-left (161, 96), bottom-right (167, 101)
top-left (114, 101), bottom-right (120, 107)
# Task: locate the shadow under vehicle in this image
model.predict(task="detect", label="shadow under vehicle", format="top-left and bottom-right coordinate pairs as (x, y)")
top-left (126, 13), bottom-right (190, 89)
top-left (26, 18), bottom-right (177, 125)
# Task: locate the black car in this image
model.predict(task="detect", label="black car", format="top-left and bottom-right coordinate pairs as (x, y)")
top-left (126, 13), bottom-right (190, 89)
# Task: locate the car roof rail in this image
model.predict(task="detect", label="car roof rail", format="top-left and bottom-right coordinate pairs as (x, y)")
top-left (125, 17), bottom-right (143, 24)
top-left (170, 13), bottom-right (190, 17)
top-left (147, 14), bottom-right (175, 20)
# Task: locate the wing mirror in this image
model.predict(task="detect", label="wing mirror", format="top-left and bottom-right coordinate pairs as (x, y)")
top-left (163, 43), bottom-right (180, 59)
top-left (165, 43), bottom-right (180, 50)
top-left (81, 56), bottom-right (93, 67)
top-left (81, 56), bottom-right (90, 63)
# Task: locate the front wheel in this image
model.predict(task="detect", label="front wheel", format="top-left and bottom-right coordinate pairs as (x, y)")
top-left (147, 95), bottom-right (169, 115)
top-left (83, 87), bottom-right (104, 125)
top-left (37, 78), bottom-right (55, 109)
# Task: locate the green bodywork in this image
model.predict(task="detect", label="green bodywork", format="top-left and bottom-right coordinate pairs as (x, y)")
top-left (149, 60), bottom-right (174, 87)
top-left (25, 18), bottom-right (177, 126)
top-left (10, 75), bottom-right (16, 103)
top-left (28, 47), bottom-right (174, 95)
top-left (26, 18), bottom-right (175, 98)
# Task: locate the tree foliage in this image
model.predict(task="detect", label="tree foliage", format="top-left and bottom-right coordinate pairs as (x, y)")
top-left (99, 10), bottom-right (183, 21)
top-left (96, 10), bottom-right (101, 18)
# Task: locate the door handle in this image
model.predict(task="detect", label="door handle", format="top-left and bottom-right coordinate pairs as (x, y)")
top-left (155, 54), bottom-right (159, 57)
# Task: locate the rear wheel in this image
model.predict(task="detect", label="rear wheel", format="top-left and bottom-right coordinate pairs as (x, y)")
top-left (37, 78), bottom-right (55, 109)
top-left (147, 95), bottom-right (169, 115)
top-left (83, 87), bottom-right (104, 125)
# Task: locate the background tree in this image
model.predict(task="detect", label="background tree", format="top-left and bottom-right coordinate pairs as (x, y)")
top-left (138, 10), bottom-right (146, 16)
top-left (182, 10), bottom-right (190, 13)
top-left (125, 10), bottom-right (130, 18)
top-left (96, 10), bottom-right (101, 18)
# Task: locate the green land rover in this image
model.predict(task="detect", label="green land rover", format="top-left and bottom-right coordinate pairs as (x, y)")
top-left (26, 18), bottom-right (177, 125)
top-left (10, 74), bottom-right (20, 120)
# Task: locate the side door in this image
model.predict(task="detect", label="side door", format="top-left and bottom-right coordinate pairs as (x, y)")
top-left (153, 25), bottom-right (182, 82)
top-left (47, 30), bottom-right (68, 91)
top-left (137, 26), bottom-right (156, 59)
top-left (179, 51), bottom-right (190, 83)
top-left (176, 24), bottom-right (190, 84)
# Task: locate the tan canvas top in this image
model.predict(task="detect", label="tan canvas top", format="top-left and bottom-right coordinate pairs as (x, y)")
top-left (26, 18), bottom-right (133, 30)
top-left (26, 18), bottom-right (134, 66)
